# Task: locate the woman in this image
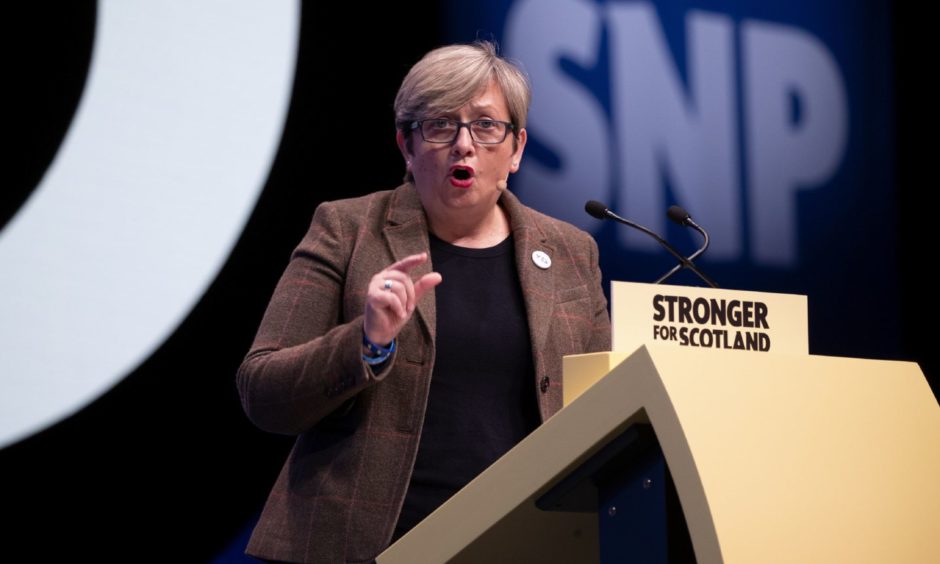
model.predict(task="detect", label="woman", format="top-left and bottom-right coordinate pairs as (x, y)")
top-left (237, 41), bottom-right (610, 563)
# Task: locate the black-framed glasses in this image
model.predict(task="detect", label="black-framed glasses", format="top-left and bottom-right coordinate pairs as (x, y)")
top-left (409, 118), bottom-right (515, 144)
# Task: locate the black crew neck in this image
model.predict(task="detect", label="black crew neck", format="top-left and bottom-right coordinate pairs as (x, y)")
top-left (428, 232), bottom-right (513, 258)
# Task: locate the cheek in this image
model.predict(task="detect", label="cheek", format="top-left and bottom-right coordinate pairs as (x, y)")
top-left (412, 149), bottom-right (446, 175)
top-left (484, 148), bottom-right (514, 174)
top-left (411, 158), bottom-right (435, 179)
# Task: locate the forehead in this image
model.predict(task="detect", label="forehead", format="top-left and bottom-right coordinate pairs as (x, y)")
top-left (450, 80), bottom-right (509, 118)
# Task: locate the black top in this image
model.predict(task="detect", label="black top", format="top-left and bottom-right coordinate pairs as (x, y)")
top-left (392, 233), bottom-right (540, 541)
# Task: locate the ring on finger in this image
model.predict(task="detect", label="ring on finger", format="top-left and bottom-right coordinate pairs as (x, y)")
top-left (383, 279), bottom-right (393, 291)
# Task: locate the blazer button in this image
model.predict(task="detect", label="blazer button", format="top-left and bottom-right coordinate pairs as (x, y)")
top-left (539, 376), bottom-right (550, 393)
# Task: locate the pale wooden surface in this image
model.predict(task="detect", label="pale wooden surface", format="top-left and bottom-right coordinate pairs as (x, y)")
top-left (379, 346), bottom-right (939, 563)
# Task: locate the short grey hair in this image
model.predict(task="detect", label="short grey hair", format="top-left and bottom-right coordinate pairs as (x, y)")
top-left (394, 40), bottom-right (531, 138)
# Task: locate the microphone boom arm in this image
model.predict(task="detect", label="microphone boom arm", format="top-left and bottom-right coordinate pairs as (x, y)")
top-left (602, 207), bottom-right (718, 288)
top-left (656, 218), bottom-right (711, 284)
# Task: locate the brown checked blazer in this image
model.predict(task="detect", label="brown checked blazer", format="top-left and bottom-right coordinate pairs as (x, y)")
top-left (237, 183), bottom-right (611, 563)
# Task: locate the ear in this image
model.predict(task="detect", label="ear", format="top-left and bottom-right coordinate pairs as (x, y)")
top-left (510, 128), bottom-right (527, 173)
top-left (396, 129), bottom-right (412, 165)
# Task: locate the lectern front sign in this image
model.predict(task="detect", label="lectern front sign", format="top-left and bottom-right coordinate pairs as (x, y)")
top-left (611, 281), bottom-right (809, 355)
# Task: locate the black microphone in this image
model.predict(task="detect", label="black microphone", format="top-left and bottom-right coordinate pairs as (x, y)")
top-left (584, 200), bottom-right (611, 220)
top-left (657, 205), bottom-right (712, 284)
top-left (668, 205), bottom-right (710, 249)
top-left (585, 200), bottom-right (718, 288)
top-left (666, 205), bottom-right (691, 225)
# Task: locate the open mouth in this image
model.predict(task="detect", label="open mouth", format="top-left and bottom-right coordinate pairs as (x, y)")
top-left (452, 168), bottom-right (471, 181)
top-left (449, 165), bottom-right (475, 188)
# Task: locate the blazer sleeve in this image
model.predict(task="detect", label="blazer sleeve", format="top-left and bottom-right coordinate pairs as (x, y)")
top-left (586, 233), bottom-right (612, 353)
top-left (236, 202), bottom-right (393, 435)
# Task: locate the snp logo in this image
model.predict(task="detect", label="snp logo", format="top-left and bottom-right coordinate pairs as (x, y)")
top-left (506, 0), bottom-right (848, 266)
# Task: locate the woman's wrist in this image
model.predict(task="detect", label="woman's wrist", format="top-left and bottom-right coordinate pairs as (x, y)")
top-left (362, 331), bottom-right (395, 365)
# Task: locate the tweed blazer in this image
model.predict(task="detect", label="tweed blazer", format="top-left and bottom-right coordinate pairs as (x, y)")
top-left (237, 183), bottom-right (611, 563)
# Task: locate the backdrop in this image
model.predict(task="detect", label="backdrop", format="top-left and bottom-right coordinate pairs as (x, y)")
top-left (2, 1), bottom-right (933, 561)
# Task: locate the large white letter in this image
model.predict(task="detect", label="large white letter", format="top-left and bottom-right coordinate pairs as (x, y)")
top-left (743, 20), bottom-right (848, 265)
top-left (608, 4), bottom-right (739, 257)
top-left (505, 0), bottom-right (608, 230)
top-left (0, 1), bottom-right (299, 448)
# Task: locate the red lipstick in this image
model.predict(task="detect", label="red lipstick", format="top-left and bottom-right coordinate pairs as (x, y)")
top-left (449, 165), bottom-right (475, 188)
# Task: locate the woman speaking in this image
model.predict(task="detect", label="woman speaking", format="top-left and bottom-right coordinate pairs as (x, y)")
top-left (237, 41), bottom-right (611, 563)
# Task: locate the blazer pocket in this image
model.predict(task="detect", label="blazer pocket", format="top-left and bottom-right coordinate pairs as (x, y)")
top-left (556, 284), bottom-right (590, 304)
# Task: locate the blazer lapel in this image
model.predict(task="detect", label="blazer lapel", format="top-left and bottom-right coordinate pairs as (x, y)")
top-left (502, 191), bottom-right (555, 364)
top-left (381, 186), bottom-right (555, 356)
top-left (382, 184), bottom-right (436, 343)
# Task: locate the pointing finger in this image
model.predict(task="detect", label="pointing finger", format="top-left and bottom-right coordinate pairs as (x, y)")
top-left (386, 252), bottom-right (429, 275)
top-left (413, 272), bottom-right (443, 302)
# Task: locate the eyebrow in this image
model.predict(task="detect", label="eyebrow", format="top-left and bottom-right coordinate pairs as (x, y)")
top-left (451, 106), bottom-right (506, 120)
top-left (435, 112), bottom-right (505, 122)
top-left (435, 100), bottom-right (507, 120)
top-left (466, 100), bottom-right (501, 114)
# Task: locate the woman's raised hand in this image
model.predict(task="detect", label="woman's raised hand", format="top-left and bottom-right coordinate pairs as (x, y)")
top-left (363, 253), bottom-right (442, 346)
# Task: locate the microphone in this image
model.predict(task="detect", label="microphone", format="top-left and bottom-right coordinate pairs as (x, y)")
top-left (667, 205), bottom-right (690, 225)
top-left (584, 200), bottom-right (718, 288)
top-left (657, 205), bottom-right (711, 284)
top-left (584, 200), bottom-right (610, 220)
top-left (667, 205), bottom-right (709, 246)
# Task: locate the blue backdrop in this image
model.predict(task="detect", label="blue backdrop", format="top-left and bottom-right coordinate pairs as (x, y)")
top-left (446, 0), bottom-right (898, 360)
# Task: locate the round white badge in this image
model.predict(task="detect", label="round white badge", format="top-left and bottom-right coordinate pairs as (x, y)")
top-left (532, 250), bottom-right (552, 269)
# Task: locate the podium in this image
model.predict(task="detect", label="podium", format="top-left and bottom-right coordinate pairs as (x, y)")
top-left (377, 285), bottom-right (940, 563)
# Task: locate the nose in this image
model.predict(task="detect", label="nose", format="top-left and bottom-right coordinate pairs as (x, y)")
top-left (452, 124), bottom-right (475, 156)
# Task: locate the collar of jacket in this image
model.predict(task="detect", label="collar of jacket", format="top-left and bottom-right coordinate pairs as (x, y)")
top-left (382, 182), bottom-right (557, 360)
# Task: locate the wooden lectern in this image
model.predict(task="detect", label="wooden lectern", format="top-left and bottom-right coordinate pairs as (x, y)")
top-left (378, 283), bottom-right (940, 563)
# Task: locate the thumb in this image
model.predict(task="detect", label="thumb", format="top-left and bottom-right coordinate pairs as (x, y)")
top-left (413, 272), bottom-right (443, 302)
